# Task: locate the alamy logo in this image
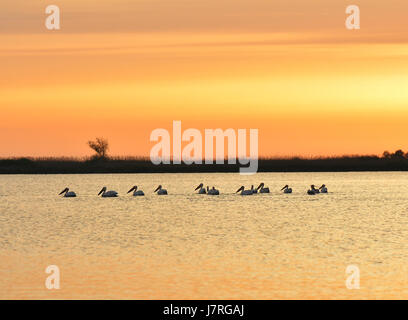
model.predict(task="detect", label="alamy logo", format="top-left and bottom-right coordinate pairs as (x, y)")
top-left (345, 5), bottom-right (360, 30)
top-left (43, 5), bottom-right (359, 31)
top-left (45, 5), bottom-right (60, 30)
top-left (45, 265), bottom-right (60, 289)
top-left (345, 265), bottom-right (360, 289)
top-left (150, 121), bottom-right (259, 175)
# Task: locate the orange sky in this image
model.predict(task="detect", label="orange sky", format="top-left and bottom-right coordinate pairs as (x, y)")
top-left (1, 0), bottom-right (408, 158)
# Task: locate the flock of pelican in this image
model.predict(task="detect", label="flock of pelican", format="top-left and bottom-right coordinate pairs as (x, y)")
top-left (194, 183), bottom-right (220, 195)
top-left (59, 183), bottom-right (328, 198)
top-left (307, 184), bottom-right (328, 195)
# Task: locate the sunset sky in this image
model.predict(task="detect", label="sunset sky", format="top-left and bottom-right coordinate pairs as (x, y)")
top-left (1, 0), bottom-right (408, 158)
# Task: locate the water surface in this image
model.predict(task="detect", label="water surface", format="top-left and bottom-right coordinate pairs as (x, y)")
top-left (1, 172), bottom-right (408, 299)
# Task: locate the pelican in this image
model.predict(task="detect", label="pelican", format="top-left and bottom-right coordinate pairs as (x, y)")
top-left (59, 187), bottom-right (76, 198)
top-left (319, 184), bottom-right (328, 193)
top-left (257, 182), bottom-right (270, 193)
top-left (281, 185), bottom-right (292, 193)
top-left (154, 185), bottom-right (168, 195)
top-left (236, 186), bottom-right (253, 196)
top-left (127, 185), bottom-right (145, 196)
top-left (98, 187), bottom-right (118, 198)
top-left (195, 183), bottom-right (206, 194)
top-left (307, 185), bottom-right (319, 195)
top-left (208, 186), bottom-right (220, 195)
top-left (251, 185), bottom-right (257, 194)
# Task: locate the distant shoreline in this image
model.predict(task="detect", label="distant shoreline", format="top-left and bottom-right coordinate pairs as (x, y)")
top-left (2, 156), bottom-right (408, 174)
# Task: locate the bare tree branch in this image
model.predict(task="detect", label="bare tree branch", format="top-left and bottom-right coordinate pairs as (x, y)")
top-left (88, 137), bottom-right (109, 159)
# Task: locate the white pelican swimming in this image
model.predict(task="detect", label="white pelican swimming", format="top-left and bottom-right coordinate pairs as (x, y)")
top-left (319, 184), bottom-right (328, 193)
top-left (98, 187), bottom-right (118, 197)
top-left (195, 183), bottom-right (206, 194)
top-left (59, 187), bottom-right (76, 198)
top-left (236, 186), bottom-right (253, 196)
top-left (281, 185), bottom-right (292, 193)
top-left (154, 185), bottom-right (168, 195)
top-left (307, 185), bottom-right (320, 195)
top-left (127, 185), bottom-right (145, 196)
top-left (257, 182), bottom-right (270, 193)
top-left (207, 186), bottom-right (220, 195)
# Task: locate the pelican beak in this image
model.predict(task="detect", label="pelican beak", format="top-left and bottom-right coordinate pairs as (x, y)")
top-left (236, 186), bottom-right (243, 193)
top-left (154, 186), bottom-right (160, 192)
top-left (194, 185), bottom-right (201, 191)
top-left (127, 186), bottom-right (136, 193)
top-left (98, 188), bottom-right (104, 196)
top-left (280, 186), bottom-right (285, 191)
top-left (59, 188), bottom-right (68, 195)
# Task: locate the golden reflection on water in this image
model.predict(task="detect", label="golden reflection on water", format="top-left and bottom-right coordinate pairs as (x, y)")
top-left (1, 172), bottom-right (408, 299)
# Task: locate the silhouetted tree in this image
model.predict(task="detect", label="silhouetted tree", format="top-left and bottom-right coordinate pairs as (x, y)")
top-left (88, 137), bottom-right (109, 159)
top-left (392, 149), bottom-right (405, 159)
top-left (382, 151), bottom-right (391, 159)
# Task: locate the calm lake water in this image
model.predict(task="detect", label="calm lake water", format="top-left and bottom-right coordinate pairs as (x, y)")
top-left (1, 172), bottom-right (408, 299)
